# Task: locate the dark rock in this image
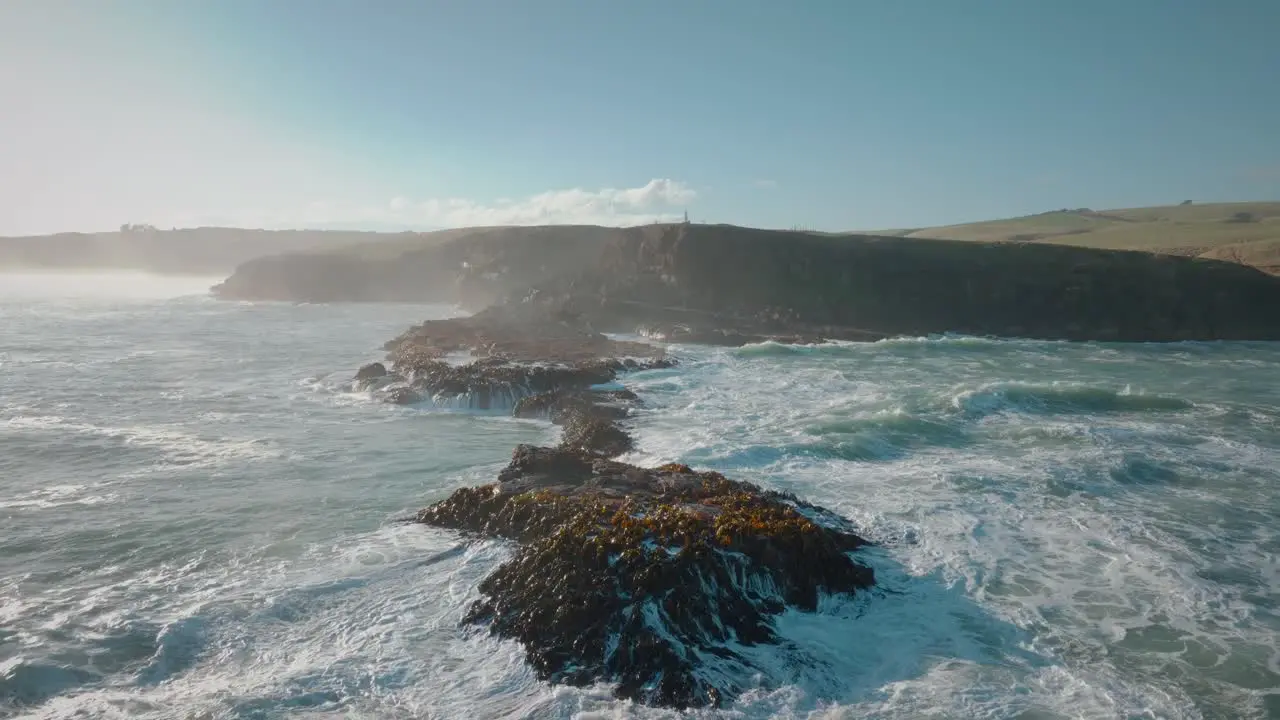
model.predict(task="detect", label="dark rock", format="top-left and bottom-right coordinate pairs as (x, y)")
top-left (355, 362), bottom-right (388, 381)
top-left (384, 302), bottom-right (668, 366)
top-left (600, 387), bottom-right (640, 402)
top-left (355, 362), bottom-right (410, 392)
top-left (340, 290), bottom-right (882, 709)
top-left (512, 387), bottom-right (639, 458)
top-left (416, 445), bottom-right (874, 709)
top-left (394, 357), bottom-right (654, 412)
top-left (495, 443), bottom-right (597, 487)
top-left (513, 389), bottom-right (635, 425)
top-left (560, 414), bottom-right (633, 458)
top-left (385, 387), bottom-right (422, 405)
top-left (380, 307), bottom-right (674, 413)
top-left (512, 390), bottom-right (568, 420)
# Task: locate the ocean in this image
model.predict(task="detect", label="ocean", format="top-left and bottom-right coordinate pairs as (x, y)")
top-left (1, 271), bottom-right (1277, 719)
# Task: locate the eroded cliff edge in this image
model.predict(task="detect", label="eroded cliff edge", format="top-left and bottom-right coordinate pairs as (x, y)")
top-left (215, 223), bottom-right (1280, 342)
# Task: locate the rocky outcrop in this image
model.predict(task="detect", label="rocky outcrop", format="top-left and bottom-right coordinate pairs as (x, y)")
top-left (513, 388), bottom-right (638, 424)
top-left (356, 305), bottom-right (671, 413)
top-left (348, 303), bottom-right (877, 708)
top-left (416, 445), bottom-right (874, 708)
top-left (376, 353), bottom-right (670, 412)
top-left (384, 301), bottom-right (667, 365)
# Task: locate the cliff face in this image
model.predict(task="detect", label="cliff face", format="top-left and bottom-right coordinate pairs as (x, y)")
top-left (211, 225), bottom-right (622, 306)
top-left (214, 223), bottom-right (1280, 342)
top-left (577, 224), bottom-right (1280, 341)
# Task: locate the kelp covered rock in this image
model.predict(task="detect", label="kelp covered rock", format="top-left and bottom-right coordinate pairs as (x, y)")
top-left (367, 302), bottom-right (877, 707)
top-left (416, 445), bottom-right (875, 709)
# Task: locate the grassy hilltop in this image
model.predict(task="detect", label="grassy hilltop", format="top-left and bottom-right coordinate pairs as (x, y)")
top-left (865, 201), bottom-right (1280, 275)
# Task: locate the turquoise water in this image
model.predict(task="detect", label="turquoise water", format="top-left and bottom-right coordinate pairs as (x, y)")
top-left (1, 272), bottom-right (1277, 719)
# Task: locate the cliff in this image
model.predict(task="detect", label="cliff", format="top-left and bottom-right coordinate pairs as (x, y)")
top-left (210, 225), bottom-right (622, 305)
top-left (558, 224), bottom-right (1280, 342)
top-left (213, 223), bottom-right (1280, 342)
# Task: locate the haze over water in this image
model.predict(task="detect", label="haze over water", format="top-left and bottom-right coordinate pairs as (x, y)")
top-left (1, 273), bottom-right (1277, 719)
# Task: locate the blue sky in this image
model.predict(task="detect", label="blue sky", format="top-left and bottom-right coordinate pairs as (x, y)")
top-left (2, 1), bottom-right (1277, 235)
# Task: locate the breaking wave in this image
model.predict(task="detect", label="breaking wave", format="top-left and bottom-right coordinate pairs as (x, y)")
top-left (951, 381), bottom-right (1194, 416)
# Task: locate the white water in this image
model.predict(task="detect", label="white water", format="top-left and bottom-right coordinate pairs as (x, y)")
top-left (1, 278), bottom-right (1277, 719)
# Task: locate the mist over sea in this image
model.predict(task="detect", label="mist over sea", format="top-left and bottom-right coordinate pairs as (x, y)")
top-left (1, 272), bottom-right (1277, 719)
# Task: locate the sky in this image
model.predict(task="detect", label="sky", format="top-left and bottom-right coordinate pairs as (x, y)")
top-left (1, 0), bottom-right (1278, 236)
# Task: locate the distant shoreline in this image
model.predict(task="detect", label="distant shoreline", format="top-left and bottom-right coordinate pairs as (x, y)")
top-left (4, 200), bottom-right (1277, 277)
top-left (0, 266), bottom-right (229, 279)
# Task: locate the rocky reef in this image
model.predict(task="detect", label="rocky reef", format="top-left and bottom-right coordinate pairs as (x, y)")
top-left (418, 445), bottom-right (874, 709)
top-left (384, 301), bottom-right (667, 365)
top-left (356, 305), bottom-right (672, 413)
top-left (354, 305), bottom-right (877, 708)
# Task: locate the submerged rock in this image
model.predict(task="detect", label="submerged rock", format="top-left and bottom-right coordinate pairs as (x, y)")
top-left (416, 445), bottom-right (875, 709)
top-left (381, 356), bottom-right (668, 413)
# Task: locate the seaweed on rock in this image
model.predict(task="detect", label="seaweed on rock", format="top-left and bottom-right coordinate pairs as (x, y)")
top-left (416, 445), bottom-right (875, 709)
top-left (371, 303), bottom-right (875, 708)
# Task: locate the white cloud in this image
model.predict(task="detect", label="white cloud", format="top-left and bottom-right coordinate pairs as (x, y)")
top-left (753, 179), bottom-right (779, 189)
top-left (221, 179), bottom-right (699, 231)
top-left (428, 178), bottom-right (696, 227)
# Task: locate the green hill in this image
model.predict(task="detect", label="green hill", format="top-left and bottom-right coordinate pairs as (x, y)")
top-left (870, 201), bottom-right (1280, 274)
